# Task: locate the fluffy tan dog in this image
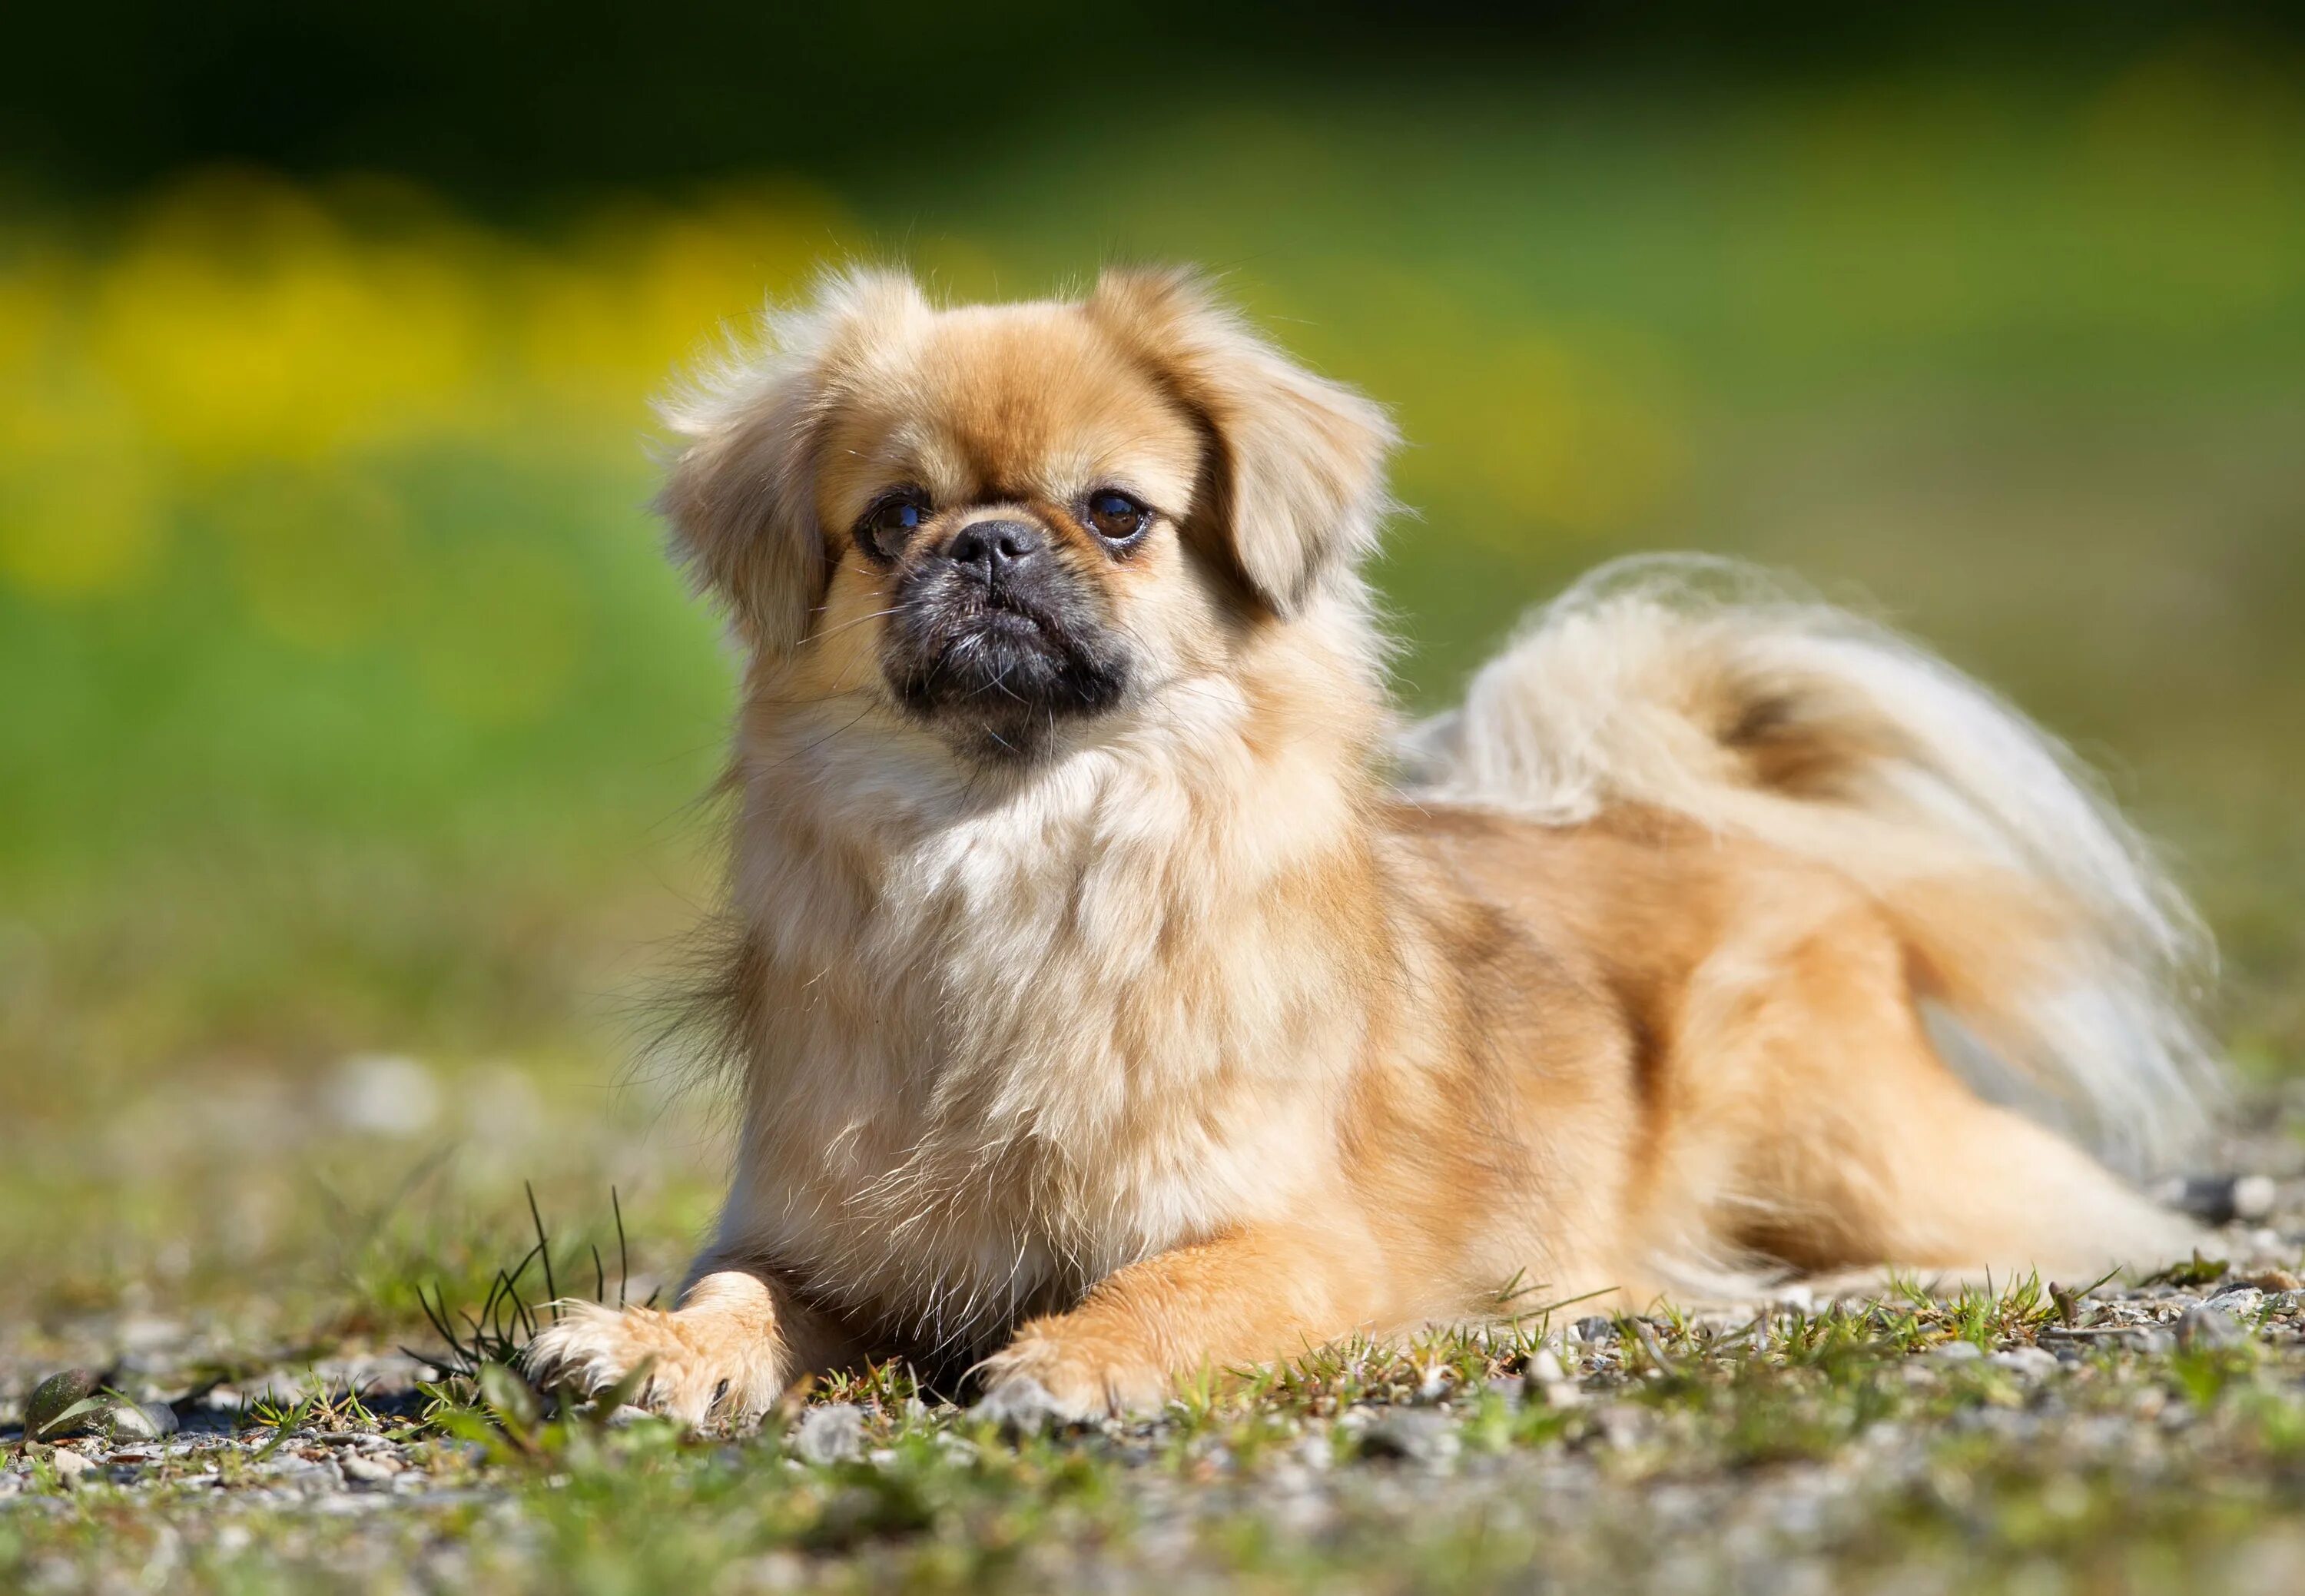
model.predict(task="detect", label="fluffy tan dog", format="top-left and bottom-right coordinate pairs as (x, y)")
top-left (527, 267), bottom-right (2216, 1425)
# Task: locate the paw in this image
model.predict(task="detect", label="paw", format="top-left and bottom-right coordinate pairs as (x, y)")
top-left (971, 1332), bottom-right (1167, 1429)
top-left (524, 1299), bottom-right (784, 1427)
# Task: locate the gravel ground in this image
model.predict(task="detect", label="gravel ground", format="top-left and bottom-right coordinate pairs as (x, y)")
top-left (8, 1099), bottom-right (2305, 1593)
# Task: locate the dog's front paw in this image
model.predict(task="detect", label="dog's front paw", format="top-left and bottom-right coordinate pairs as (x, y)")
top-left (524, 1298), bottom-right (785, 1427)
top-left (972, 1329), bottom-right (1169, 1428)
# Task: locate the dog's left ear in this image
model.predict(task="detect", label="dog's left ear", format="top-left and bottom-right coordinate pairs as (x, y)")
top-left (1088, 267), bottom-right (1396, 612)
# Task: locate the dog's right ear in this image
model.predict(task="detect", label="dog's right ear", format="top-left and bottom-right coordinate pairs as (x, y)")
top-left (655, 267), bottom-right (928, 656)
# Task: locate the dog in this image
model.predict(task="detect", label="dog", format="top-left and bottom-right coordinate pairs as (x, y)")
top-left (526, 266), bottom-right (2217, 1425)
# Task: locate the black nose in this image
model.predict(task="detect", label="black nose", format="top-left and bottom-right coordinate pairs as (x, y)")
top-left (946, 519), bottom-right (1043, 583)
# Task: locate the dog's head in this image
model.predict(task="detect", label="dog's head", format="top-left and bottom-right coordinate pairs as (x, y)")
top-left (658, 267), bottom-right (1395, 762)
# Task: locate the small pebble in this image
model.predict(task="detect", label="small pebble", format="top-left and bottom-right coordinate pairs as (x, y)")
top-left (101, 1402), bottom-right (179, 1442)
top-left (2176, 1306), bottom-right (2249, 1351)
top-left (1928, 1341), bottom-right (1984, 1364)
top-left (1988, 1347), bottom-right (2059, 1379)
top-left (2155, 1173), bottom-right (2277, 1226)
top-left (2205, 1288), bottom-right (2265, 1319)
top-left (793, 1404), bottom-right (866, 1466)
top-left (340, 1455), bottom-right (401, 1485)
top-left (1359, 1409), bottom-right (1458, 1465)
top-left (49, 1449), bottom-right (95, 1484)
top-left (23, 1371), bottom-right (103, 1440)
top-left (1572, 1316), bottom-right (1617, 1345)
top-left (1597, 1405), bottom-right (1644, 1450)
top-left (1527, 1349), bottom-right (1567, 1385)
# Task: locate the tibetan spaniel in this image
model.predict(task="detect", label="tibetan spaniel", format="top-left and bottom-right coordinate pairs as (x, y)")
top-left (529, 267), bottom-right (2214, 1425)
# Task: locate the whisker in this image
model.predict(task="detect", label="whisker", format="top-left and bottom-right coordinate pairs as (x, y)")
top-left (811, 606), bottom-right (907, 643)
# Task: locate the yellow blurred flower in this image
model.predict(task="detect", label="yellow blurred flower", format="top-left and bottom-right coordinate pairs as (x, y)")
top-left (0, 376), bottom-right (167, 599)
top-left (518, 185), bottom-right (855, 411)
top-left (88, 170), bottom-right (492, 468)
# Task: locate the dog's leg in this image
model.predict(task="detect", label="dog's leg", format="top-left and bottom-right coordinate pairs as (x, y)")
top-left (1755, 1081), bottom-right (2203, 1283)
top-left (973, 1222), bottom-right (1385, 1425)
top-left (524, 1263), bottom-right (867, 1425)
top-left (1681, 907), bottom-right (2204, 1283)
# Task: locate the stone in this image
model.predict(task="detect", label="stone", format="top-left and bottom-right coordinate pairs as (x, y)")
top-left (1358, 1409), bottom-right (1458, 1465)
top-left (23, 1371), bottom-right (103, 1440)
top-left (2205, 1288), bottom-right (2266, 1319)
top-left (2155, 1173), bottom-right (2278, 1227)
top-left (1987, 1347), bottom-right (2059, 1379)
top-left (1597, 1404), bottom-right (1646, 1450)
top-left (1482, 1375), bottom-right (1527, 1405)
top-left (327, 1053), bottom-right (441, 1136)
top-left (1927, 1341), bottom-right (1983, 1364)
top-left (793, 1403), bottom-right (867, 1465)
top-left (1526, 1349), bottom-right (1567, 1385)
top-left (48, 1449), bottom-right (95, 1484)
top-left (2176, 1306), bottom-right (2249, 1351)
top-left (341, 1455), bottom-right (401, 1485)
top-left (101, 1401), bottom-right (178, 1442)
top-left (2233, 1176), bottom-right (2279, 1222)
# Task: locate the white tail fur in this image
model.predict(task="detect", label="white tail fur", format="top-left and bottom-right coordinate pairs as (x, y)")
top-left (1397, 555), bottom-right (2219, 1172)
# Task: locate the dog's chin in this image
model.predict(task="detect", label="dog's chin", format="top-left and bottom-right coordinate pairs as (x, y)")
top-left (885, 598), bottom-right (1130, 762)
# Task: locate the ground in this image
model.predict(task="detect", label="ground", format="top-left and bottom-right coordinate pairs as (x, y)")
top-left (7, 1082), bottom-right (2305, 1594)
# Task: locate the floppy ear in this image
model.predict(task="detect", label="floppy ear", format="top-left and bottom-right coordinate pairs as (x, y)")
top-left (654, 267), bottom-right (928, 655)
top-left (1087, 267), bottom-right (1396, 612)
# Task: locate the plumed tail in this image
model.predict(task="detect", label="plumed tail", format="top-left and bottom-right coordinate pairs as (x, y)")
top-left (1398, 555), bottom-right (2219, 1173)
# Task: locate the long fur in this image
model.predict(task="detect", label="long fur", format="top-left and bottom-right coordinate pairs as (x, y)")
top-left (1395, 553), bottom-right (2217, 1170)
top-left (528, 269), bottom-right (2218, 1428)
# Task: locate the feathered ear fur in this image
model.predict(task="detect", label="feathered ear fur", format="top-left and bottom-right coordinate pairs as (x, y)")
top-left (654, 267), bottom-right (929, 655)
top-left (1087, 267), bottom-right (1397, 612)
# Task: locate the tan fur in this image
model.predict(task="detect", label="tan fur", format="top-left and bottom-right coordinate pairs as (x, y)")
top-left (527, 267), bottom-right (2211, 1425)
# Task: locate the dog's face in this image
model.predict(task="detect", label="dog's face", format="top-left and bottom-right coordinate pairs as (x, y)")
top-left (657, 268), bottom-right (1395, 762)
top-left (818, 307), bottom-right (1206, 758)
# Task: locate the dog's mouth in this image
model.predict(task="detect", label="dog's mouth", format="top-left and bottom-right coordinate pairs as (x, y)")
top-left (882, 571), bottom-right (1130, 754)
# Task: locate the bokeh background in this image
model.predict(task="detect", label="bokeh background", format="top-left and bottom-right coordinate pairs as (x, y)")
top-left (5, 4), bottom-right (2303, 1337)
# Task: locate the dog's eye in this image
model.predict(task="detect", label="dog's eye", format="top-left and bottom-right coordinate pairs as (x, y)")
top-left (1083, 489), bottom-right (1151, 547)
top-left (855, 491), bottom-right (930, 562)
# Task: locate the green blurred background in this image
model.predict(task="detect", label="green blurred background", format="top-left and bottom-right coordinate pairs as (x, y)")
top-left (4, 3), bottom-right (2302, 1327)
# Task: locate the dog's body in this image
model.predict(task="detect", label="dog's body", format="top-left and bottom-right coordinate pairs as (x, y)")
top-left (528, 269), bottom-right (2214, 1423)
